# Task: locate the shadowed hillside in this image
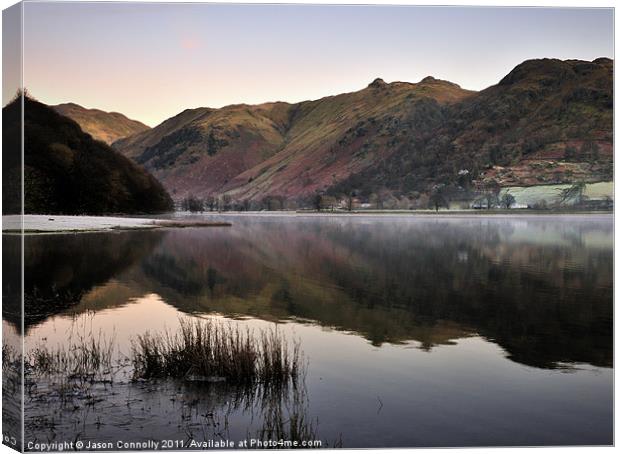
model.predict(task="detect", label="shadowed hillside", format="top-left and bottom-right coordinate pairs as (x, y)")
top-left (3, 95), bottom-right (173, 214)
top-left (113, 58), bottom-right (612, 207)
top-left (53, 102), bottom-right (150, 144)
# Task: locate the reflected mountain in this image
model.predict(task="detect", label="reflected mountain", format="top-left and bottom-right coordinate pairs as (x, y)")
top-left (3, 230), bottom-right (165, 330)
top-left (19, 216), bottom-right (612, 369)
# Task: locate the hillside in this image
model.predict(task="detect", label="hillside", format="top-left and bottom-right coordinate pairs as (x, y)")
top-left (3, 96), bottom-right (173, 214)
top-left (53, 102), bottom-right (150, 144)
top-left (338, 58), bottom-right (613, 199)
top-left (114, 103), bottom-right (292, 198)
top-left (113, 58), bottom-right (613, 207)
top-left (113, 77), bottom-right (473, 204)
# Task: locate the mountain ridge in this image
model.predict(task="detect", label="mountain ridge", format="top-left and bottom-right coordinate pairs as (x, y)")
top-left (112, 57), bottom-right (612, 207)
top-left (53, 102), bottom-right (150, 144)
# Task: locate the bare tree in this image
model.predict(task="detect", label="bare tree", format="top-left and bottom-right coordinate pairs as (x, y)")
top-left (369, 192), bottom-right (384, 210)
top-left (580, 141), bottom-right (600, 162)
top-left (482, 180), bottom-right (501, 210)
top-left (559, 181), bottom-right (587, 206)
top-left (313, 193), bottom-right (323, 212)
top-left (428, 185), bottom-right (449, 212)
top-left (222, 194), bottom-right (232, 211)
top-left (500, 192), bottom-right (516, 209)
top-left (181, 195), bottom-right (203, 212)
top-left (321, 196), bottom-right (337, 212)
top-left (205, 195), bottom-right (216, 211)
top-left (344, 190), bottom-right (356, 212)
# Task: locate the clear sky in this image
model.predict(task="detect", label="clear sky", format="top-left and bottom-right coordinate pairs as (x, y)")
top-left (18, 3), bottom-right (614, 126)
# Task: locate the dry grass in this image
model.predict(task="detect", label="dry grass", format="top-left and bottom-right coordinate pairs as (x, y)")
top-left (131, 318), bottom-right (302, 386)
top-left (2, 344), bottom-right (22, 397)
top-left (29, 330), bottom-right (114, 380)
top-left (2, 344), bottom-right (19, 369)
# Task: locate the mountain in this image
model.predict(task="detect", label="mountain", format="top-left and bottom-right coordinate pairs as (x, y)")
top-left (53, 102), bottom-right (150, 144)
top-left (3, 96), bottom-right (173, 214)
top-left (113, 58), bottom-right (612, 207)
top-left (113, 77), bottom-right (472, 203)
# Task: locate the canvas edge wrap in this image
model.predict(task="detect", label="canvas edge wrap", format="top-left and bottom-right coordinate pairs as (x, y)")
top-left (2, 1), bottom-right (24, 452)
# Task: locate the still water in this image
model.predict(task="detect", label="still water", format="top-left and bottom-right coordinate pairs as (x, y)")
top-left (8, 214), bottom-right (614, 447)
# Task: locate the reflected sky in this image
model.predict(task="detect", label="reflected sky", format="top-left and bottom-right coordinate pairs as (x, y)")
top-left (18, 295), bottom-right (613, 447)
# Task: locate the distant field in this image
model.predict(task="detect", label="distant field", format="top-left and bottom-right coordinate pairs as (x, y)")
top-left (501, 181), bottom-right (613, 207)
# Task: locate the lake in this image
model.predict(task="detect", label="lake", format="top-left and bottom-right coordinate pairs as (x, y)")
top-left (4, 214), bottom-right (613, 448)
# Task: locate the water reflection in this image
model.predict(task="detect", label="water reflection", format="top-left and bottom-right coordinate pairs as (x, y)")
top-left (19, 298), bottom-right (613, 447)
top-left (16, 215), bottom-right (613, 370)
top-left (4, 231), bottom-right (165, 328)
top-left (23, 358), bottom-right (320, 449)
top-left (2, 234), bottom-right (23, 451)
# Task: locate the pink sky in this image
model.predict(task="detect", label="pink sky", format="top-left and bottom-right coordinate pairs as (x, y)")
top-left (14, 3), bottom-right (614, 126)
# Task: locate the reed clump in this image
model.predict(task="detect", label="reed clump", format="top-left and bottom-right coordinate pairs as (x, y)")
top-left (29, 331), bottom-right (114, 379)
top-left (131, 319), bottom-right (302, 386)
top-left (2, 344), bottom-right (18, 369)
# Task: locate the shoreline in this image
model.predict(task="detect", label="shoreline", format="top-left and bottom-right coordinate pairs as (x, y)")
top-left (301, 209), bottom-right (613, 216)
top-left (1, 215), bottom-right (231, 234)
top-left (1, 210), bottom-right (612, 234)
top-left (185, 209), bottom-right (613, 218)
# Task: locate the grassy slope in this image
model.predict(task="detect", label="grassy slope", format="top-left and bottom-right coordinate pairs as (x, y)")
top-left (501, 181), bottom-right (613, 207)
top-left (53, 103), bottom-right (150, 144)
top-left (114, 103), bottom-right (295, 198)
top-left (113, 107), bottom-right (215, 159)
top-left (224, 79), bottom-right (473, 200)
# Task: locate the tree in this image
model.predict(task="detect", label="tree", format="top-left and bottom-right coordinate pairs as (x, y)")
top-left (344, 190), bottom-right (356, 212)
top-left (580, 141), bottom-right (600, 162)
top-left (321, 196), bottom-right (337, 211)
top-left (369, 193), bottom-right (382, 210)
top-left (205, 195), bottom-right (216, 211)
top-left (489, 145), bottom-right (502, 165)
top-left (222, 194), bottom-right (232, 211)
top-left (559, 181), bottom-right (587, 206)
top-left (564, 146), bottom-right (577, 161)
top-left (500, 192), bottom-right (516, 209)
top-left (181, 195), bottom-right (203, 212)
top-left (428, 193), bottom-right (446, 212)
top-left (313, 193), bottom-right (323, 212)
top-left (428, 185), bottom-right (449, 212)
top-left (457, 169), bottom-right (472, 189)
top-left (263, 195), bottom-right (285, 211)
top-left (482, 180), bottom-right (501, 210)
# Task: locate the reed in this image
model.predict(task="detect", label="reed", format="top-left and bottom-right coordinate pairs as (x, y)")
top-left (2, 344), bottom-right (18, 369)
top-left (131, 318), bottom-right (302, 386)
top-left (28, 330), bottom-right (114, 380)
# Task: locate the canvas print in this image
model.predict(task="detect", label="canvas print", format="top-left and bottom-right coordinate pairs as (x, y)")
top-left (1, 2), bottom-right (614, 451)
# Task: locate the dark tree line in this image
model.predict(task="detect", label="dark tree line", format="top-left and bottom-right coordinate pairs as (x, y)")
top-left (4, 94), bottom-right (173, 215)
